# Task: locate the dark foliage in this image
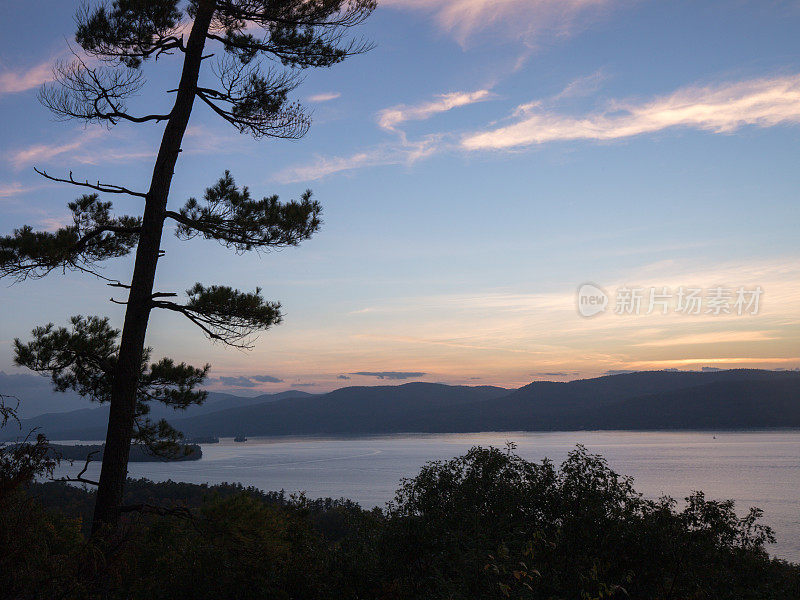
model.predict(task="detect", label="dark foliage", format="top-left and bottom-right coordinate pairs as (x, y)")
top-left (75, 0), bottom-right (184, 68)
top-left (0, 194), bottom-right (140, 281)
top-left (13, 316), bottom-right (209, 456)
top-left (29, 477), bottom-right (369, 541)
top-left (0, 489), bottom-right (85, 598)
top-left (0, 434), bottom-right (58, 499)
top-left (379, 445), bottom-right (787, 599)
top-left (170, 170), bottom-right (321, 252)
top-left (0, 397), bottom-right (59, 501)
top-left (40, 0), bottom-right (376, 136)
top-left (153, 283), bottom-right (283, 348)
top-left (4, 447), bottom-right (799, 600)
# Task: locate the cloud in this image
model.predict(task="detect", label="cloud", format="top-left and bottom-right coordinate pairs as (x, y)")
top-left (218, 376), bottom-right (260, 388)
top-left (279, 72), bottom-right (800, 182)
top-left (275, 148), bottom-right (394, 182)
top-left (276, 87), bottom-right (493, 182)
top-left (462, 73), bottom-right (800, 150)
top-left (6, 129), bottom-right (153, 170)
top-left (291, 382), bottom-right (317, 387)
top-left (337, 374), bottom-right (352, 380)
top-left (274, 136), bottom-right (442, 183)
top-left (251, 374), bottom-right (284, 383)
top-left (633, 330), bottom-right (777, 348)
top-left (8, 129), bottom-right (104, 170)
top-left (383, 0), bottom-right (616, 45)
top-left (350, 371), bottom-right (427, 380)
top-left (553, 70), bottom-right (608, 101)
top-left (377, 89), bottom-right (492, 134)
top-left (276, 87), bottom-right (491, 182)
top-left (307, 92), bottom-right (341, 103)
top-left (0, 60), bottom-right (52, 95)
top-left (0, 183), bottom-right (25, 198)
top-left (217, 374), bottom-right (283, 387)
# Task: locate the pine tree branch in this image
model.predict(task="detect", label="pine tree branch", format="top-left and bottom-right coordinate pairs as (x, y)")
top-left (195, 87), bottom-right (309, 139)
top-left (0, 195), bottom-right (141, 281)
top-left (34, 168), bottom-right (148, 198)
top-left (1, 429), bottom-right (59, 497)
top-left (0, 225), bottom-right (141, 281)
top-left (74, 224), bottom-right (142, 253)
top-left (39, 56), bottom-right (172, 125)
top-left (14, 317), bottom-right (208, 458)
top-left (0, 395), bottom-right (21, 429)
top-left (75, 3), bottom-right (186, 68)
top-left (151, 284), bottom-right (282, 349)
top-left (206, 32), bottom-right (372, 66)
top-left (212, 0), bottom-right (376, 29)
top-left (167, 171), bottom-right (320, 252)
top-left (13, 317), bottom-right (119, 405)
top-left (55, 449), bottom-right (100, 486)
top-left (205, 0), bottom-right (376, 68)
top-left (151, 299), bottom-right (230, 344)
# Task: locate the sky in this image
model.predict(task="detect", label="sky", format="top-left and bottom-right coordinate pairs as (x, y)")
top-left (1, 0), bottom-right (799, 395)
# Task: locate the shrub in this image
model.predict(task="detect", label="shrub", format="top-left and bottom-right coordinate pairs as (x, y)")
top-left (5, 445), bottom-right (799, 600)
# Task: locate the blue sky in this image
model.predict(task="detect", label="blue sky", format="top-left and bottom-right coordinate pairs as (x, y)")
top-left (1, 0), bottom-right (799, 394)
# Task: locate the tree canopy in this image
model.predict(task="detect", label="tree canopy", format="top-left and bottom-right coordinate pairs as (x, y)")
top-left (0, 0), bottom-right (376, 531)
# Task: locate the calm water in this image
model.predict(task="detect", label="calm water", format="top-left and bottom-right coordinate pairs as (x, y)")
top-left (52, 431), bottom-right (800, 562)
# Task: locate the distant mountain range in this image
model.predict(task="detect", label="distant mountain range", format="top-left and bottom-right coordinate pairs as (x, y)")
top-left (0, 371), bottom-right (312, 418)
top-left (0, 371), bottom-right (87, 417)
top-left (2, 369), bottom-right (798, 442)
top-left (1, 389), bottom-right (312, 441)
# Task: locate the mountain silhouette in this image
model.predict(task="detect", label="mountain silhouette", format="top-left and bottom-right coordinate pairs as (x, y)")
top-left (3, 370), bottom-right (798, 441)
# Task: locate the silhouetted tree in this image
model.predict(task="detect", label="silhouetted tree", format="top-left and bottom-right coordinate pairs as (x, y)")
top-left (0, 0), bottom-right (374, 534)
top-left (0, 395), bottom-right (59, 500)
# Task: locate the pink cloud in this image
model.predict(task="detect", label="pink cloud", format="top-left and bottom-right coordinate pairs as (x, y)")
top-left (462, 73), bottom-right (800, 150)
top-left (307, 92), bottom-right (342, 103)
top-left (383, 0), bottom-right (616, 44)
top-left (0, 183), bottom-right (25, 198)
top-left (377, 89), bottom-right (493, 133)
top-left (0, 61), bottom-right (53, 95)
top-left (8, 129), bottom-right (105, 170)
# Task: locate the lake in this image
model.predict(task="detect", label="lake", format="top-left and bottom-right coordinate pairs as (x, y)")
top-left (52, 430), bottom-right (800, 562)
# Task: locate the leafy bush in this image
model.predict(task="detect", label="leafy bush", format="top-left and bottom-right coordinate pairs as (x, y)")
top-left (0, 489), bottom-right (86, 598)
top-left (3, 445), bottom-right (799, 599)
top-left (380, 445), bottom-right (796, 600)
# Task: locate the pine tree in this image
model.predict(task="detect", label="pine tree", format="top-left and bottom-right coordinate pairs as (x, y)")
top-left (0, 0), bottom-right (375, 534)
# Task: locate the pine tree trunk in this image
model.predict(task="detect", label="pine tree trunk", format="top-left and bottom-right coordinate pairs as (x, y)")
top-left (91, 0), bottom-right (216, 535)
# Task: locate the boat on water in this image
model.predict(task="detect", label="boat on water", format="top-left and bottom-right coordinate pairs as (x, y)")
top-left (234, 434), bottom-right (247, 443)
